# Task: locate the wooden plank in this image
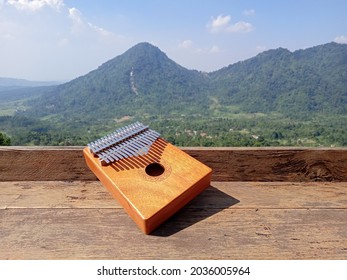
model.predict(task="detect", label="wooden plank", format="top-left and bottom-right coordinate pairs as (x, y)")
top-left (0, 181), bottom-right (115, 209)
top-left (1, 147), bottom-right (347, 181)
top-left (1, 181), bottom-right (346, 210)
top-left (187, 147), bottom-right (347, 182)
top-left (0, 147), bottom-right (97, 181)
top-left (1, 180), bottom-right (346, 259)
top-left (0, 208), bottom-right (346, 259)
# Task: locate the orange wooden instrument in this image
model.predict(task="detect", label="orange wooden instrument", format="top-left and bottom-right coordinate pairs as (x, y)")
top-left (83, 122), bottom-right (212, 234)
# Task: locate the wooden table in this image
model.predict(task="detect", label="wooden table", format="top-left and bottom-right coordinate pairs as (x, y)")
top-left (1, 147), bottom-right (346, 259)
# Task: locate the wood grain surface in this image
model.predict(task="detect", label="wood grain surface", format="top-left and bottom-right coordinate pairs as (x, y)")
top-left (1, 181), bottom-right (346, 209)
top-left (1, 147), bottom-right (346, 259)
top-left (1, 147), bottom-right (347, 181)
top-left (1, 180), bottom-right (346, 259)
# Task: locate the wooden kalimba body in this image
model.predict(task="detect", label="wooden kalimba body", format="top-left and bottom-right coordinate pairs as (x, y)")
top-left (83, 122), bottom-right (212, 234)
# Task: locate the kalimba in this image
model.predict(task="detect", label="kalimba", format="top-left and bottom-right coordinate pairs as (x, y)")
top-left (83, 122), bottom-right (212, 234)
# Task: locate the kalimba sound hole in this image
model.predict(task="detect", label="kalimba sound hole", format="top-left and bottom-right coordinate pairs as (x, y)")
top-left (145, 162), bottom-right (165, 177)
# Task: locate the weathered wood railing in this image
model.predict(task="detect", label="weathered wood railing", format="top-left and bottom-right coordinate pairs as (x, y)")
top-left (0, 147), bottom-right (346, 259)
top-left (1, 147), bottom-right (346, 182)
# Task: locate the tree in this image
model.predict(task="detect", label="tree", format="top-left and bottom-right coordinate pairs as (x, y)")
top-left (0, 132), bottom-right (11, 146)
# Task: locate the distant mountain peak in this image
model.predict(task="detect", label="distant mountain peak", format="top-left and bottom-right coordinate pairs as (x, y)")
top-left (96, 41), bottom-right (171, 73)
top-left (256, 47), bottom-right (292, 60)
top-left (129, 42), bottom-right (160, 51)
top-left (121, 42), bottom-right (165, 57)
top-left (123, 42), bottom-right (169, 63)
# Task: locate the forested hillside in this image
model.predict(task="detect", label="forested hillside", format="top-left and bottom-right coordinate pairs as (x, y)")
top-left (0, 42), bottom-right (346, 146)
top-left (23, 43), bottom-right (209, 120)
top-left (210, 43), bottom-right (346, 117)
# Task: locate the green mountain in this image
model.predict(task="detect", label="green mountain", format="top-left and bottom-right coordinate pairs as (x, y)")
top-left (25, 42), bottom-right (209, 120)
top-left (210, 43), bottom-right (347, 117)
top-left (1, 41), bottom-right (346, 146)
top-left (21, 42), bottom-right (347, 119)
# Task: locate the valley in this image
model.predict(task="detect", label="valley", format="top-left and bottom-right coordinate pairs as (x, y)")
top-left (0, 42), bottom-right (346, 147)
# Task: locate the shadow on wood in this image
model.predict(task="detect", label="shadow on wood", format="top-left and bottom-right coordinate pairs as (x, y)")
top-left (151, 185), bottom-right (240, 237)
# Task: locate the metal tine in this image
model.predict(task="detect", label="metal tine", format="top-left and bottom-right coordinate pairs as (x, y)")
top-left (104, 147), bottom-right (122, 162)
top-left (112, 122), bottom-right (141, 139)
top-left (138, 136), bottom-right (152, 150)
top-left (104, 133), bottom-right (153, 162)
top-left (101, 149), bottom-right (121, 164)
top-left (109, 141), bottom-right (134, 160)
top-left (92, 123), bottom-right (148, 153)
top-left (100, 148), bottom-right (123, 165)
top-left (88, 122), bottom-right (147, 153)
top-left (119, 138), bottom-right (142, 157)
top-left (101, 126), bottom-right (127, 145)
top-left (106, 152), bottom-right (122, 163)
top-left (142, 129), bottom-right (160, 139)
top-left (135, 129), bottom-right (160, 145)
top-left (106, 125), bottom-right (151, 157)
top-left (90, 123), bottom-right (130, 149)
top-left (99, 152), bottom-right (112, 165)
top-left (133, 135), bottom-right (157, 155)
top-left (107, 146), bottom-right (127, 161)
top-left (99, 134), bottom-right (136, 161)
top-left (128, 132), bottom-right (152, 148)
top-left (88, 122), bottom-right (162, 165)
top-left (90, 122), bottom-right (144, 145)
top-left (141, 131), bottom-right (158, 141)
top-left (146, 130), bottom-right (161, 141)
top-left (101, 144), bottom-right (142, 164)
top-left (92, 127), bottom-right (129, 152)
top-left (104, 153), bottom-right (113, 164)
top-left (117, 142), bottom-right (136, 158)
top-left (108, 142), bottom-right (150, 159)
top-left (121, 135), bottom-right (151, 156)
top-left (126, 138), bottom-right (149, 156)
top-left (125, 137), bottom-right (151, 156)
top-left (137, 130), bottom-right (160, 147)
top-left (98, 153), bottom-right (109, 164)
top-left (93, 126), bottom-right (126, 146)
top-left (104, 148), bottom-right (118, 160)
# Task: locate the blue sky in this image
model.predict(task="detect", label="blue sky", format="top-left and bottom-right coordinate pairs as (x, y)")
top-left (0, 0), bottom-right (346, 81)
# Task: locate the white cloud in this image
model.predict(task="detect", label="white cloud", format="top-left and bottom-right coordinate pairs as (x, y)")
top-left (88, 23), bottom-right (112, 36)
top-left (243, 9), bottom-right (255, 16)
top-left (178, 39), bottom-right (193, 49)
top-left (68, 7), bottom-right (84, 34)
top-left (211, 14), bottom-right (231, 28)
top-left (69, 7), bottom-right (82, 24)
top-left (227, 21), bottom-right (254, 33)
top-left (209, 45), bottom-right (220, 53)
top-left (207, 14), bottom-right (253, 33)
top-left (7, 0), bottom-right (63, 12)
top-left (207, 14), bottom-right (231, 33)
top-left (68, 7), bottom-right (115, 38)
top-left (334, 35), bottom-right (347, 44)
